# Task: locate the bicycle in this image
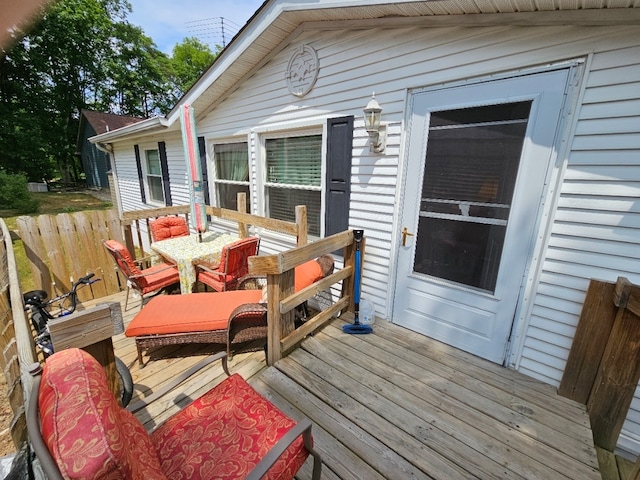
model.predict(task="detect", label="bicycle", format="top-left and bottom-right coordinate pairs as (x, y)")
top-left (22, 273), bottom-right (134, 407)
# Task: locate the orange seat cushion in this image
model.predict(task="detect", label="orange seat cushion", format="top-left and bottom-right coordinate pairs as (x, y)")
top-left (295, 260), bottom-right (324, 292)
top-left (125, 290), bottom-right (263, 337)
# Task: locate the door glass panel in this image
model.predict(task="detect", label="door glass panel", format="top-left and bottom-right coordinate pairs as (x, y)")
top-left (413, 101), bottom-right (532, 293)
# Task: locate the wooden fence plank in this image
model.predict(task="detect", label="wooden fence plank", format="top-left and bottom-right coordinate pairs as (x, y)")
top-left (558, 279), bottom-right (618, 404)
top-left (106, 209), bottom-right (124, 243)
top-left (56, 213), bottom-right (88, 299)
top-left (95, 210), bottom-right (122, 295)
top-left (73, 212), bottom-right (107, 300)
top-left (38, 214), bottom-right (71, 295)
top-left (16, 216), bottom-right (50, 292)
top-left (85, 210), bottom-right (111, 297)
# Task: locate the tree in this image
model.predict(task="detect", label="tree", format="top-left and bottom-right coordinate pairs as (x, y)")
top-left (0, 0), bottom-right (173, 182)
top-left (169, 37), bottom-right (219, 98)
top-left (0, 0), bottom-right (218, 183)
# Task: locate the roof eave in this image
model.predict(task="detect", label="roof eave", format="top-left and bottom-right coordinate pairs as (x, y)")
top-left (89, 116), bottom-right (169, 144)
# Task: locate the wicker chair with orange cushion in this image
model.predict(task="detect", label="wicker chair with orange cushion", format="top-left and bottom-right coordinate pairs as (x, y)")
top-left (27, 348), bottom-right (322, 480)
top-left (149, 216), bottom-right (189, 242)
top-left (195, 236), bottom-right (260, 292)
top-left (125, 255), bottom-right (334, 366)
top-left (102, 239), bottom-right (180, 310)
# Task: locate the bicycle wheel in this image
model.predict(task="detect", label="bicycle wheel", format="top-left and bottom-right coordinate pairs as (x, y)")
top-left (115, 356), bottom-right (134, 407)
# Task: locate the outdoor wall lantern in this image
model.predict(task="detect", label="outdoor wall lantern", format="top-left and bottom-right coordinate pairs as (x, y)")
top-left (363, 92), bottom-right (386, 153)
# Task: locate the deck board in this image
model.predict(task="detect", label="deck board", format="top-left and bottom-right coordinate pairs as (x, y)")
top-left (101, 292), bottom-right (600, 479)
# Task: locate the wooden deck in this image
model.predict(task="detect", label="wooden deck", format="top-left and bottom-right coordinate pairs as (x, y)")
top-left (104, 291), bottom-right (600, 479)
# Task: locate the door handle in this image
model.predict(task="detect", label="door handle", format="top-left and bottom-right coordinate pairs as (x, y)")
top-left (401, 227), bottom-right (414, 246)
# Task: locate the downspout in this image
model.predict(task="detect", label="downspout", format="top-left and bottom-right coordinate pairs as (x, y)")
top-left (95, 142), bottom-right (123, 217)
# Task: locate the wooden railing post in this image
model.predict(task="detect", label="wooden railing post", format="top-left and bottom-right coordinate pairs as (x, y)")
top-left (0, 219), bottom-right (37, 450)
top-left (588, 277), bottom-right (640, 451)
top-left (295, 205), bottom-right (307, 246)
top-left (237, 192), bottom-right (248, 238)
top-left (48, 302), bottom-right (124, 404)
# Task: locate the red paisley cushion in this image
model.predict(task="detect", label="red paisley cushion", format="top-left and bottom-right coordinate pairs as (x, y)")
top-left (38, 348), bottom-right (167, 480)
top-left (151, 374), bottom-right (309, 480)
top-left (38, 349), bottom-right (309, 480)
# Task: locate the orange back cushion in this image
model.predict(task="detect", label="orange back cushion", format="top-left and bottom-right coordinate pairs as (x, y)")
top-left (295, 260), bottom-right (324, 292)
top-left (151, 217), bottom-right (189, 242)
top-left (105, 239), bottom-right (141, 277)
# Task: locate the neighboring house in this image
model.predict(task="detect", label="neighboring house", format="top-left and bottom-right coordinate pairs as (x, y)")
top-left (76, 110), bottom-right (143, 191)
top-left (91, 0), bottom-right (640, 457)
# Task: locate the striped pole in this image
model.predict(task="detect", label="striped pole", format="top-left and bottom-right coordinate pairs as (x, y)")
top-left (180, 104), bottom-right (207, 240)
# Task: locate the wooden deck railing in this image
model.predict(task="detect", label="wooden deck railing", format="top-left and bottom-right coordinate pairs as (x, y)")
top-left (250, 229), bottom-right (361, 364)
top-left (0, 218), bottom-right (38, 450)
top-left (16, 193), bottom-right (307, 302)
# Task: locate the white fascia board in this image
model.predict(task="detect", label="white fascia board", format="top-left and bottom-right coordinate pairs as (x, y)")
top-left (89, 116), bottom-right (169, 143)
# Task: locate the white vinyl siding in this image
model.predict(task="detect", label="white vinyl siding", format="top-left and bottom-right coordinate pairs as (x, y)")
top-left (519, 44), bottom-right (640, 456)
top-left (111, 21), bottom-right (640, 454)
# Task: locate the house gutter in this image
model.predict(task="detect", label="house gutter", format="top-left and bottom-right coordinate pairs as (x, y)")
top-left (93, 141), bottom-right (124, 216)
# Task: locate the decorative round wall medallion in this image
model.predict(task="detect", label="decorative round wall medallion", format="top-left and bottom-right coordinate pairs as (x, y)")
top-left (285, 44), bottom-right (319, 97)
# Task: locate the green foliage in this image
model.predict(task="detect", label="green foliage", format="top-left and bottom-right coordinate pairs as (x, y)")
top-left (0, 0), bottom-right (174, 182)
top-left (0, 0), bottom-right (218, 184)
top-left (0, 171), bottom-right (40, 214)
top-left (169, 37), bottom-right (218, 95)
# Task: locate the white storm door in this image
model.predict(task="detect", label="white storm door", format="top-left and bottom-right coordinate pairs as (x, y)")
top-left (393, 69), bottom-right (570, 364)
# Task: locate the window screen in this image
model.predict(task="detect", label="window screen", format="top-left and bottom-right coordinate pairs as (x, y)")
top-left (213, 142), bottom-right (250, 212)
top-left (265, 135), bottom-right (322, 236)
top-left (145, 149), bottom-right (164, 203)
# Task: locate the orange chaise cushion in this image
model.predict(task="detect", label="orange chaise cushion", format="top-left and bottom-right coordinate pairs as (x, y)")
top-left (125, 290), bottom-right (263, 337)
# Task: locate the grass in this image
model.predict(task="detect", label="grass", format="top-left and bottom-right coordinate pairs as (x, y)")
top-left (1, 191), bottom-right (113, 292)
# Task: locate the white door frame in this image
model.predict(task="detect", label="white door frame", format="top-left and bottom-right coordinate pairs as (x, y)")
top-left (387, 61), bottom-right (584, 364)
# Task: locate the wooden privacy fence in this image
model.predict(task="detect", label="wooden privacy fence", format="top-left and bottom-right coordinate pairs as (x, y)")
top-left (17, 209), bottom-right (124, 302)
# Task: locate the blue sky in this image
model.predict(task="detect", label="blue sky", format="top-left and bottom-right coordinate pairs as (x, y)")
top-left (126, 0), bottom-right (265, 54)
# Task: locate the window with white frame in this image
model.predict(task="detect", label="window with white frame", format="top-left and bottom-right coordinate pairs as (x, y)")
top-left (265, 134), bottom-right (322, 236)
top-left (213, 142), bottom-right (250, 212)
top-left (145, 149), bottom-right (164, 203)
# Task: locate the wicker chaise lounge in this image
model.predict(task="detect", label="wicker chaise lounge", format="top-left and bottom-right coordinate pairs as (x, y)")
top-left (125, 255), bottom-right (334, 366)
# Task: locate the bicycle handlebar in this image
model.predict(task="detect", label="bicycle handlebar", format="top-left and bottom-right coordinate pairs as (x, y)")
top-left (77, 273), bottom-right (96, 287)
top-left (24, 273), bottom-right (101, 313)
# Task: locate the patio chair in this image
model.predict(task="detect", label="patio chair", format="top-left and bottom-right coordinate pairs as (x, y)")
top-left (195, 236), bottom-right (260, 292)
top-left (102, 239), bottom-right (180, 311)
top-left (125, 255), bottom-right (335, 366)
top-left (27, 348), bottom-right (322, 480)
top-left (149, 215), bottom-right (189, 242)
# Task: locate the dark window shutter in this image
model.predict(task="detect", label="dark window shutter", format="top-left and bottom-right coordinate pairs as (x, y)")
top-left (158, 141), bottom-right (172, 206)
top-left (134, 144), bottom-right (146, 203)
top-left (198, 136), bottom-right (210, 206)
top-left (325, 116), bottom-right (354, 237)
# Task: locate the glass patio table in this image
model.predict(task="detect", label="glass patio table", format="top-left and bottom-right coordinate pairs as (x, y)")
top-left (151, 231), bottom-right (236, 294)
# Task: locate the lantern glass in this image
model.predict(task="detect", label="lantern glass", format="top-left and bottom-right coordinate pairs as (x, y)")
top-left (363, 94), bottom-right (382, 133)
